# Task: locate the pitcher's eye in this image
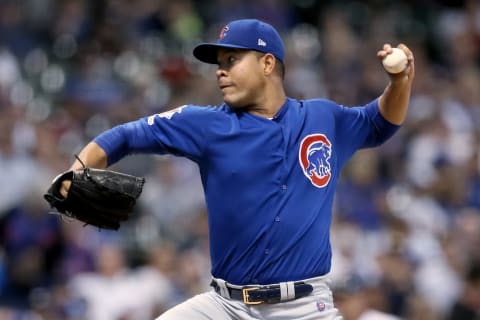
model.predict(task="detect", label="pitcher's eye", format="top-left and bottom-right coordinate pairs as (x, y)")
top-left (217, 52), bottom-right (239, 68)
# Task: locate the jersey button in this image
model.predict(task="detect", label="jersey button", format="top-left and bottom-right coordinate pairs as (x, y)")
top-left (281, 184), bottom-right (287, 190)
top-left (264, 249), bottom-right (270, 255)
top-left (275, 216), bottom-right (280, 222)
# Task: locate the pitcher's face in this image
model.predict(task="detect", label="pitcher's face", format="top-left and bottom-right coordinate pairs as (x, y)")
top-left (216, 49), bottom-right (267, 109)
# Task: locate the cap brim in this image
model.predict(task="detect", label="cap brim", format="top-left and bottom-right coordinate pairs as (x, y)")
top-left (193, 43), bottom-right (250, 64)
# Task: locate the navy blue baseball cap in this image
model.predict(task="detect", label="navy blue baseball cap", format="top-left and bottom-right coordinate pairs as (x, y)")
top-left (193, 19), bottom-right (285, 64)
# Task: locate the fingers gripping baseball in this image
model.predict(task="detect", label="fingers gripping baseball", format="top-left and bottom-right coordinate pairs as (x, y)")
top-left (378, 43), bottom-right (415, 80)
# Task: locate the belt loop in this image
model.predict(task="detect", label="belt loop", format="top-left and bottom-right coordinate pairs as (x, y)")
top-left (280, 282), bottom-right (288, 300)
top-left (286, 282), bottom-right (295, 300)
top-left (279, 281), bottom-right (296, 301)
top-left (215, 278), bottom-right (231, 299)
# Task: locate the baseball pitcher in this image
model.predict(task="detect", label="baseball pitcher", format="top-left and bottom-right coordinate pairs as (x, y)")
top-left (47, 19), bottom-right (414, 320)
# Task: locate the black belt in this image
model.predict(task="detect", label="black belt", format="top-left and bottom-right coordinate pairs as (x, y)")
top-left (210, 279), bottom-right (313, 305)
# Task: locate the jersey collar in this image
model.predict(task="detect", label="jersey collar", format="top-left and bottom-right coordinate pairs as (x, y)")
top-left (222, 98), bottom-right (291, 121)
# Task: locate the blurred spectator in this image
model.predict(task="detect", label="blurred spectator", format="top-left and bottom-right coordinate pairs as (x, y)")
top-left (139, 156), bottom-right (205, 244)
top-left (126, 244), bottom-right (177, 317)
top-left (0, 186), bottom-right (63, 309)
top-left (336, 149), bottom-right (389, 230)
top-left (333, 275), bottom-right (403, 320)
top-left (447, 261), bottom-right (480, 320)
top-left (54, 222), bottom-right (96, 281)
top-left (0, 47), bottom-right (20, 99)
top-left (0, 107), bottom-right (41, 214)
top-left (67, 242), bottom-right (133, 320)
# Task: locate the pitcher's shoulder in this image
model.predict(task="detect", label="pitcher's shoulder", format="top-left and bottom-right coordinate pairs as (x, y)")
top-left (299, 98), bottom-right (343, 116)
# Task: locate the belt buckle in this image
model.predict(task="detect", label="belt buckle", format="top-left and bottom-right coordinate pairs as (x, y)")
top-left (242, 287), bottom-right (263, 305)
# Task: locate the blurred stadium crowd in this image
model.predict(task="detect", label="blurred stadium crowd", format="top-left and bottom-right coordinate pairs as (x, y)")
top-left (0, 0), bottom-right (479, 319)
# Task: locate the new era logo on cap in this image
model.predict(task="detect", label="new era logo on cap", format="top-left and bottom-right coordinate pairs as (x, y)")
top-left (193, 19), bottom-right (285, 64)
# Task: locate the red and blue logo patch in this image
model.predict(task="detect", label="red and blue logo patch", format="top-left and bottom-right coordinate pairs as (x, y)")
top-left (316, 301), bottom-right (326, 312)
top-left (219, 26), bottom-right (229, 39)
top-left (298, 134), bottom-right (332, 188)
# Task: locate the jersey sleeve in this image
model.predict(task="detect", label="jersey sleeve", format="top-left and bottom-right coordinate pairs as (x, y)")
top-left (94, 105), bottom-right (209, 166)
top-left (335, 98), bottom-right (400, 160)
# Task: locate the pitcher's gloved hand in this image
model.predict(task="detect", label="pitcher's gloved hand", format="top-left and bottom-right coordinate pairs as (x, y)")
top-left (44, 167), bottom-right (145, 230)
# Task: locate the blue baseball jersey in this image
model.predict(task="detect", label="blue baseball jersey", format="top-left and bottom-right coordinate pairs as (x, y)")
top-left (94, 97), bottom-right (399, 285)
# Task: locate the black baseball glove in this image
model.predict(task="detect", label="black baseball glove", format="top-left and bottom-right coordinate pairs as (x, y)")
top-left (44, 167), bottom-right (145, 230)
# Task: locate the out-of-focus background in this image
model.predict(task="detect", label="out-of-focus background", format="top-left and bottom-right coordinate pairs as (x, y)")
top-left (0, 0), bottom-right (479, 319)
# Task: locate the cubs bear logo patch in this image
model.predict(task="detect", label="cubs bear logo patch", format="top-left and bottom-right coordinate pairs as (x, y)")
top-left (298, 134), bottom-right (332, 188)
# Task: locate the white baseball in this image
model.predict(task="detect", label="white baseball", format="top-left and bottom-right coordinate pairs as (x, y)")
top-left (382, 48), bottom-right (408, 74)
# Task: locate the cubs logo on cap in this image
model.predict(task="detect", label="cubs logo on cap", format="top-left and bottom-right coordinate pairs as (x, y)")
top-left (219, 26), bottom-right (229, 39)
top-left (298, 134), bottom-right (332, 188)
top-left (193, 19), bottom-right (285, 64)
